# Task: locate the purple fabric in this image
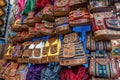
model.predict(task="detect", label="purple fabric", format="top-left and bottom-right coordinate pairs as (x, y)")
top-left (26, 64), bottom-right (45, 80)
top-left (13, 45), bottom-right (19, 57)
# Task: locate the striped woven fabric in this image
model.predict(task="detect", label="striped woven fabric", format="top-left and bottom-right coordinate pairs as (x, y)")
top-left (69, 9), bottom-right (90, 26)
top-left (55, 17), bottom-right (69, 26)
top-left (87, 36), bottom-right (112, 51)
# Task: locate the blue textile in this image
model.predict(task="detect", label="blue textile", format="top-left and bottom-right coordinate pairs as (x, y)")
top-left (72, 25), bottom-right (91, 68)
top-left (72, 25), bottom-right (91, 54)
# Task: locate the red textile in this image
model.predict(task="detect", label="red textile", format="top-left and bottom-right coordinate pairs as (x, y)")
top-left (35, 0), bottom-right (52, 11)
top-left (60, 66), bottom-right (90, 80)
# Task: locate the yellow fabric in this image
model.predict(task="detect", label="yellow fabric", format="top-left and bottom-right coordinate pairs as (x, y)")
top-left (13, 19), bottom-right (21, 27)
top-left (6, 45), bottom-right (14, 55)
top-left (43, 37), bottom-right (61, 57)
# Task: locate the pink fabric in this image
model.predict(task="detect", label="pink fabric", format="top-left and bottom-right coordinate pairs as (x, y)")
top-left (16, 0), bottom-right (26, 19)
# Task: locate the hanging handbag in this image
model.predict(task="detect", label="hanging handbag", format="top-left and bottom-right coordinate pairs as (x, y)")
top-left (89, 52), bottom-right (119, 79)
top-left (34, 12), bottom-right (42, 23)
top-left (55, 17), bottom-right (69, 26)
top-left (91, 12), bottom-right (120, 40)
top-left (95, 16), bottom-right (120, 40)
top-left (89, 0), bottom-right (112, 13)
top-left (69, 9), bottom-right (90, 27)
top-left (42, 47), bottom-right (49, 63)
top-left (54, 0), bottom-right (70, 17)
top-left (29, 26), bottom-right (43, 38)
top-left (55, 17), bottom-right (71, 35)
top-left (26, 12), bottom-right (35, 27)
top-left (41, 4), bottom-right (55, 22)
top-left (42, 37), bottom-right (61, 63)
top-left (69, 0), bottom-right (88, 10)
top-left (29, 27), bottom-right (41, 37)
top-left (56, 24), bottom-right (71, 35)
top-left (34, 23), bottom-right (55, 35)
top-left (63, 32), bottom-right (79, 43)
top-left (86, 36), bottom-right (112, 51)
top-left (31, 41), bottom-right (43, 58)
top-left (60, 33), bottom-right (87, 66)
top-left (17, 42), bottom-right (33, 63)
top-left (42, 20), bottom-right (54, 29)
top-left (22, 42), bottom-right (33, 58)
top-left (29, 40), bottom-right (44, 64)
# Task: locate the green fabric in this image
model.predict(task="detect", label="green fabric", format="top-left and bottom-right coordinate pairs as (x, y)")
top-left (22, 0), bottom-right (36, 15)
